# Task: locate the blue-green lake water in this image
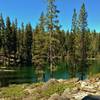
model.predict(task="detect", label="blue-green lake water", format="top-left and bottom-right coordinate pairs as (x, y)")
top-left (0, 60), bottom-right (100, 86)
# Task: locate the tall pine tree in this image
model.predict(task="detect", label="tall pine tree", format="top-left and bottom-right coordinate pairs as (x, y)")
top-left (0, 14), bottom-right (5, 53)
top-left (78, 3), bottom-right (88, 79)
top-left (25, 23), bottom-right (33, 66)
top-left (46, 0), bottom-right (60, 77)
top-left (68, 9), bottom-right (78, 78)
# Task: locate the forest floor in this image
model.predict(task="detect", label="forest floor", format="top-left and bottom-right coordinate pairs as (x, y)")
top-left (0, 74), bottom-right (100, 100)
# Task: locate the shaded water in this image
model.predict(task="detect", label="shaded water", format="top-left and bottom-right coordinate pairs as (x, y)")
top-left (0, 60), bottom-right (100, 86)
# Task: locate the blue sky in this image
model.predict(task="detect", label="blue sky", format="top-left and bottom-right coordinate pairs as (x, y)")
top-left (0, 0), bottom-right (100, 32)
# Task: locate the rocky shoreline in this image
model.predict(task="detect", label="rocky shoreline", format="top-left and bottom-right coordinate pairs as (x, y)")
top-left (0, 74), bottom-right (100, 100)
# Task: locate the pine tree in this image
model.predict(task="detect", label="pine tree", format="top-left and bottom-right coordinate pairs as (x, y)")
top-left (10, 22), bottom-right (17, 65)
top-left (33, 25), bottom-right (48, 81)
top-left (71, 9), bottom-right (77, 33)
top-left (57, 30), bottom-right (66, 62)
top-left (78, 3), bottom-right (88, 79)
top-left (21, 22), bottom-right (25, 55)
top-left (5, 17), bottom-right (12, 54)
top-left (64, 30), bottom-right (70, 66)
top-left (16, 28), bottom-right (21, 64)
top-left (0, 14), bottom-right (5, 65)
top-left (98, 33), bottom-right (100, 54)
top-left (17, 22), bottom-right (26, 65)
top-left (4, 17), bottom-right (18, 66)
top-left (25, 23), bottom-right (33, 66)
top-left (46, 0), bottom-right (60, 77)
top-left (38, 12), bottom-right (46, 33)
top-left (0, 14), bottom-right (5, 53)
top-left (68, 9), bottom-right (78, 78)
top-left (4, 17), bottom-right (12, 65)
top-left (14, 18), bottom-right (18, 55)
top-left (11, 22), bottom-right (17, 54)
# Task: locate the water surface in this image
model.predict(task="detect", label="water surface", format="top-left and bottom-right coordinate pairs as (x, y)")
top-left (0, 60), bottom-right (100, 86)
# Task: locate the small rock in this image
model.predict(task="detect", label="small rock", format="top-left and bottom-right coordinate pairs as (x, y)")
top-left (96, 81), bottom-right (100, 86)
top-left (48, 93), bottom-right (62, 100)
top-left (72, 92), bottom-right (88, 100)
top-left (58, 79), bottom-right (66, 83)
top-left (63, 88), bottom-right (70, 94)
top-left (71, 87), bottom-right (79, 94)
top-left (23, 96), bottom-right (33, 100)
top-left (95, 91), bottom-right (100, 95)
top-left (23, 89), bottom-right (32, 95)
top-left (95, 77), bottom-right (100, 82)
top-left (47, 79), bottom-right (58, 85)
top-left (0, 98), bottom-right (5, 100)
top-left (42, 79), bottom-right (58, 90)
top-left (61, 96), bottom-right (70, 100)
top-left (32, 93), bottom-right (42, 100)
top-left (61, 89), bottom-right (71, 100)
top-left (80, 81), bottom-right (88, 88)
top-left (81, 88), bottom-right (97, 93)
top-left (69, 78), bottom-right (79, 83)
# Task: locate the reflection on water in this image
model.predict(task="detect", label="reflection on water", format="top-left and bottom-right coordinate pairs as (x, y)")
top-left (0, 67), bottom-right (35, 86)
top-left (0, 60), bottom-right (100, 87)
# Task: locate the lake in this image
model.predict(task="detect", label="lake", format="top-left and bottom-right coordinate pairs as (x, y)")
top-left (0, 60), bottom-right (100, 87)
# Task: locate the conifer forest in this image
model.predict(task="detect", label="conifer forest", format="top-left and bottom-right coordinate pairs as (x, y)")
top-left (0, 0), bottom-right (100, 86)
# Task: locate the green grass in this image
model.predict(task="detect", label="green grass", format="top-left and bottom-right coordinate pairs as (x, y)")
top-left (32, 82), bottom-right (75, 100)
top-left (88, 73), bottom-right (100, 78)
top-left (42, 83), bottom-right (75, 97)
top-left (0, 84), bottom-right (25, 99)
top-left (0, 82), bottom-right (44, 99)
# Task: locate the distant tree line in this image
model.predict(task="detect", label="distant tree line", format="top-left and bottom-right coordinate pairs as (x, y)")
top-left (0, 0), bottom-right (100, 79)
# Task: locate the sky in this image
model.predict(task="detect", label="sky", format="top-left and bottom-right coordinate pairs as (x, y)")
top-left (0, 0), bottom-right (100, 32)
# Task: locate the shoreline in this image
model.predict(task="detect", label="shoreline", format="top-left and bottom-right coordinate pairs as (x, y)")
top-left (0, 74), bottom-right (100, 100)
